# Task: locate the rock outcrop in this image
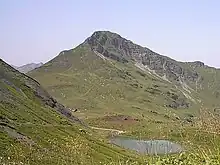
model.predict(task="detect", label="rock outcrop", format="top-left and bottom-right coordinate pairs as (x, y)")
top-left (85, 31), bottom-right (200, 85)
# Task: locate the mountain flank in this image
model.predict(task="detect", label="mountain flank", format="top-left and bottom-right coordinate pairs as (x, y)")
top-left (29, 30), bottom-right (220, 125)
top-left (0, 58), bottom-right (137, 164)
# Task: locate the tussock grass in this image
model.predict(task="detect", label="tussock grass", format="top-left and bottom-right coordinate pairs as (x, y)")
top-left (2, 109), bottom-right (220, 165)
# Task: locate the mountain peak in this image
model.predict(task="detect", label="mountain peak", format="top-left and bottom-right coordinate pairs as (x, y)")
top-left (90, 30), bottom-right (122, 38)
top-left (187, 61), bottom-right (205, 68)
top-left (29, 31), bottom-right (220, 115)
top-left (84, 30), bottom-right (126, 48)
top-left (84, 31), bottom-right (200, 84)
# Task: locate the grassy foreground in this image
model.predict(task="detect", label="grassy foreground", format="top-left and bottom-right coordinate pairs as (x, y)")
top-left (2, 112), bottom-right (220, 165)
top-left (0, 59), bottom-right (142, 165)
top-left (2, 104), bottom-right (220, 165)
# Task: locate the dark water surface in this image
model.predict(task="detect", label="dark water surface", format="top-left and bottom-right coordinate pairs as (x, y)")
top-left (110, 137), bottom-right (183, 155)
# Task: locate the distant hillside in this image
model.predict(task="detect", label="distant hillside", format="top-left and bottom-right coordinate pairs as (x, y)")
top-left (12, 62), bottom-right (43, 73)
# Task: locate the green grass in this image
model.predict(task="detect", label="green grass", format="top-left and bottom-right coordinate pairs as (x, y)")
top-left (30, 46), bottom-right (191, 120)
top-left (0, 59), bottom-right (144, 165)
top-left (27, 45), bottom-right (220, 164)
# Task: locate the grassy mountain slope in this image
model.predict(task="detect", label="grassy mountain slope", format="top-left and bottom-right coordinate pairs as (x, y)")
top-left (27, 31), bottom-right (220, 164)
top-left (30, 31), bottom-right (220, 127)
top-left (0, 59), bottom-right (142, 165)
top-left (2, 30), bottom-right (220, 164)
top-left (30, 45), bottom-right (181, 124)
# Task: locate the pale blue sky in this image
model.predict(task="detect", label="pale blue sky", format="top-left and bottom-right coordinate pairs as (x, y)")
top-left (0, 0), bottom-right (220, 67)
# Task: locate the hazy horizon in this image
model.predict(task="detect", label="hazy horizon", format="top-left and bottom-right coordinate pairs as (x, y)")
top-left (1, 0), bottom-right (220, 67)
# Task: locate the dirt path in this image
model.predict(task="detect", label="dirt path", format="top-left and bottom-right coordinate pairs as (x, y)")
top-left (19, 123), bottom-right (126, 134)
top-left (90, 126), bottom-right (126, 134)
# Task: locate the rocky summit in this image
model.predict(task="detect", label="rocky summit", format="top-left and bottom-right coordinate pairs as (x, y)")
top-left (85, 31), bottom-right (200, 84)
